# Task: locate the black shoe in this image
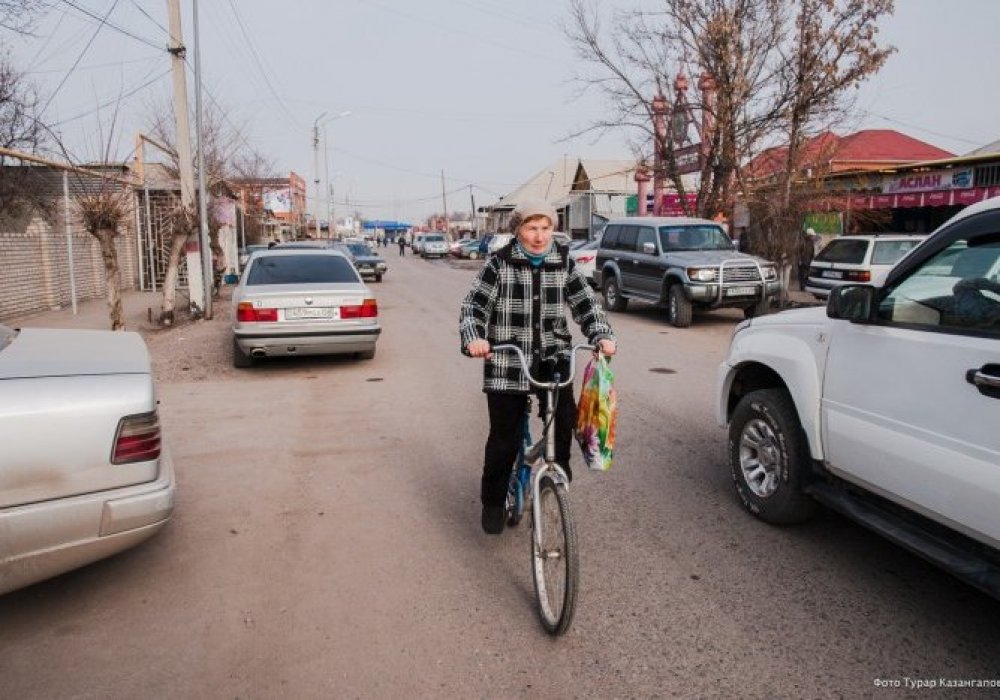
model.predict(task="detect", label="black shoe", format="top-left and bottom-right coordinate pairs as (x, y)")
top-left (481, 505), bottom-right (505, 535)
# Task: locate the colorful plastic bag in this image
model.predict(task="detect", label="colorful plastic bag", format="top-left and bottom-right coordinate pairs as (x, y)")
top-left (575, 354), bottom-right (617, 471)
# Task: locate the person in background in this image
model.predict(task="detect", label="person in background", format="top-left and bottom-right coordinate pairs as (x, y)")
top-left (398, 235), bottom-right (406, 256)
top-left (799, 228), bottom-right (818, 290)
top-left (459, 200), bottom-right (617, 535)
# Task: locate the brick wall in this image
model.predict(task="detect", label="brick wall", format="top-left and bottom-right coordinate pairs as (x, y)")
top-left (0, 204), bottom-right (140, 322)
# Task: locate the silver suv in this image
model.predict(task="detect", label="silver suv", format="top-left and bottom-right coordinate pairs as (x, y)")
top-left (421, 234), bottom-right (449, 258)
top-left (594, 216), bottom-right (780, 327)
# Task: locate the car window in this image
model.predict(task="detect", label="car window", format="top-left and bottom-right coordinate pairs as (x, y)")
top-left (602, 225), bottom-right (620, 249)
top-left (878, 233), bottom-right (1000, 333)
top-left (636, 227), bottom-right (656, 253)
top-left (872, 239), bottom-right (921, 266)
top-left (816, 239), bottom-right (869, 264)
top-left (246, 255), bottom-right (360, 285)
top-left (347, 243), bottom-right (373, 256)
top-left (426, 235), bottom-right (445, 242)
top-left (619, 226), bottom-right (638, 251)
top-left (658, 225), bottom-right (730, 251)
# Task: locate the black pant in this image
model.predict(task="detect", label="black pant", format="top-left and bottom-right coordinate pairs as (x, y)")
top-left (481, 387), bottom-right (576, 507)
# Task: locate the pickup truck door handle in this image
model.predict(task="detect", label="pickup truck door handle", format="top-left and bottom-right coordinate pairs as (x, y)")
top-left (967, 364), bottom-right (1000, 398)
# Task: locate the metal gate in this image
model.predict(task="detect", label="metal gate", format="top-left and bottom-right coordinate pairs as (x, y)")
top-left (136, 190), bottom-right (188, 291)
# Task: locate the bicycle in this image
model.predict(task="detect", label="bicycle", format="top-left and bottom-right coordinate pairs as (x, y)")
top-left (491, 342), bottom-right (595, 636)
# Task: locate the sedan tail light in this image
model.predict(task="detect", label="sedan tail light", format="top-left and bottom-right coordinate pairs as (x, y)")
top-left (237, 302), bottom-right (278, 322)
top-left (577, 254), bottom-right (595, 263)
top-left (341, 298), bottom-right (378, 318)
top-left (844, 270), bottom-right (871, 282)
top-left (112, 411), bottom-right (162, 464)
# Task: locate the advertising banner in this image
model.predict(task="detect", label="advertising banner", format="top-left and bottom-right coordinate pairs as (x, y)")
top-left (883, 168), bottom-right (973, 194)
top-left (263, 187), bottom-right (291, 214)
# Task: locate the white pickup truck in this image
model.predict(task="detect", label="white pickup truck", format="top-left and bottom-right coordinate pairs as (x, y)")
top-left (717, 197), bottom-right (1000, 598)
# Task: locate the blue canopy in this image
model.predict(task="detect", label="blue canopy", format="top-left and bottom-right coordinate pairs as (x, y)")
top-left (362, 220), bottom-right (411, 231)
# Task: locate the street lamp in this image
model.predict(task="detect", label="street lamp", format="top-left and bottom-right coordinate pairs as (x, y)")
top-left (313, 110), bottom-right (350, 239)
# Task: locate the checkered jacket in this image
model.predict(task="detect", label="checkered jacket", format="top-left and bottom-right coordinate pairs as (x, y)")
top-left (459, 241), bottom-right (615, 393)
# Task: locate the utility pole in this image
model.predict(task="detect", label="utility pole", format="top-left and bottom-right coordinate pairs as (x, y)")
top-left (313, 112), bottom-right (326, 240)
top-left (166, 0), bottom-right (206, 315)
top-left (193, 0), bottom-right (213, 319)
top-left (441, 169), bottom-right (449, 236)
top-left (469, 185), bottom-right (477, 237)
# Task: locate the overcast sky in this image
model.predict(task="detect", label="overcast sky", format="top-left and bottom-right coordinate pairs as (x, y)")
top-left (7, 0), bottom-right (999, 222)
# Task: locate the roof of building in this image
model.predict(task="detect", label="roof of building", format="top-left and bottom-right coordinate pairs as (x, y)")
top-left (747, 129), bottom-right (954, 178)
top-left (488, 158), bottom-right (639, 211)
top-left (965, 138), bottom-right (1000, 157)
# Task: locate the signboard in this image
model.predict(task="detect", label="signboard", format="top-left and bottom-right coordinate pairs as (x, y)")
top-left (883, 168), bottom-right (973, 194)
top-left (263, 187), bottom-right (291, 214)
top-left (659, 192), bottom-right (699, 216)
top-left (802, 212), bottom-right (842, 235)
top-left (671, 144), bottom-right (702, 175)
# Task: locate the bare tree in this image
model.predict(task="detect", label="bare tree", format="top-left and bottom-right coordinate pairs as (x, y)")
top-left (230, 147), bottom-right (277, 244)
top-left (76, 176), bottom-right (131, 330)
top-left (143, 97), bottom-right (249, 324)
top-left (0, 0), bottom-right (44, 34)
top-left (0, 52), bottom-right (47, 218)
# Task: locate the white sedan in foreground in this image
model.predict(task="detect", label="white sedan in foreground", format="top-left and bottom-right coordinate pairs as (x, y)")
top-left (0, 325), bottom-right (175, 595)
top-left (232, 249), bottom-right (381, 366)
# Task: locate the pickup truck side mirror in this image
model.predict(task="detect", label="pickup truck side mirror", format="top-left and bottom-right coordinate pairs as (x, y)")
top-left (827, 284), bottom-right (875, 322)
top-left (642, 242), bottom-right (656, 255)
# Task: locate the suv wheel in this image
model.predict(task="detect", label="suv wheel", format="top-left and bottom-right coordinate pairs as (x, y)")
top-left (667, 285), bottom-right (692, 327)
top-left (743, 296), bottom-right (770, 319)
top-left (729, 388), bottom-right (817, 525)
top-left (603, 277), bottom-right (628, 312)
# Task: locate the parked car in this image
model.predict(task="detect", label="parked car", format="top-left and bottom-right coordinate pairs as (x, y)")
top-left (232, 249), bottom-right (380, 366)
top-left (569, 239), bottom-right (600, 288)
top-left (594, 217), bottom-right (780, 327)
top-left (717, 196), bottom-right (1000, 598)
top-left (0, 325), bottom-right (175, 594)
top-left (343, 241), bottom-right (388, 282)
top-left (238, 244), bottom-right (270, 269)
top-left (805, 233), bottom-right (925, 299)
top-left (421, 233), bottom-right (449, 258)
top-left (488, 233), bottom-right (514, 254)
top-left (457, 239), bottom-right (484, 259)
top-left (411, 234), bottom-right (427, 255)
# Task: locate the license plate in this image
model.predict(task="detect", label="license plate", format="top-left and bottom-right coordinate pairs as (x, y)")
top-left (821, 270), bottom-right (843, 279)
top-left (725, 286), bottom-right (755, 297)
top-left (285, 307), bottom-right (339, 320)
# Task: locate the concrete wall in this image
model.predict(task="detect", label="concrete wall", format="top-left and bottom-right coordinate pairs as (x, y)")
top-left (0, 206), bottom-right (139, 323)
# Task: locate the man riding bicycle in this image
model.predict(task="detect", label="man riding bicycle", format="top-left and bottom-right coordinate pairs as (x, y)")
top-left (459, 200), bottom-right (616, 535)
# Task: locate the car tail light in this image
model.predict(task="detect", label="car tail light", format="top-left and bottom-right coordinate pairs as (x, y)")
top-left (844, 270), bottom-right (871, 282)
top-left (112, 411), bottom-right (161, 464)
top-left (577, 254), bottom-right (595, 263)
top-left (341, 298), bottom-right (378, 318)
top-left (237, 302), bottom-right (278, 322)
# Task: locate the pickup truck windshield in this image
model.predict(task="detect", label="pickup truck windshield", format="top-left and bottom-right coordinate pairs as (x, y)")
top-left (659, 225), bottom-right (732, 252)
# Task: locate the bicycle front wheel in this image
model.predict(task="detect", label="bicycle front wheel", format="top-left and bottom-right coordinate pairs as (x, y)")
top-left (531, 475), bottom-right (579, 635)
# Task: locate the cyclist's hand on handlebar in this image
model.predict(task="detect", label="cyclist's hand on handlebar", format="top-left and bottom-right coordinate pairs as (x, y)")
top-left (466, 339), bottom-right (492, 359)
top-left (596, 339), bottom-right (616, 357)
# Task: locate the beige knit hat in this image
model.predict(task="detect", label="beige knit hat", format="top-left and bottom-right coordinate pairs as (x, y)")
top-left (510, 199), bottom-right (557, 233)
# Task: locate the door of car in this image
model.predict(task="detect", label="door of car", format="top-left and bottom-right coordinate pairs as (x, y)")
top-left (616, 225), bottom-right (640, 292)
top-left (632, 225), bottom-right (662, 297)
top-left (821, 212), bottom-right (1000, 547)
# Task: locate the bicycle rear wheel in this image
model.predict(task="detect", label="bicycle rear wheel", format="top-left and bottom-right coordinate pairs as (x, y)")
top-left (531, 475), bottom-right (578, 635)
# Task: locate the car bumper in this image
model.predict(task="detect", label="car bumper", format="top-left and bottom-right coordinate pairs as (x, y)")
top-left (805, 280), bottom-right (839, 298)
top-left (235, 328), bottom-right (380, 357)
top-left (686, 281), bottom-right (781, 305)
top-left (0, 449), bottom-right (176, 595)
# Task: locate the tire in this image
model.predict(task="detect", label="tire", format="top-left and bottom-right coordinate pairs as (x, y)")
top-left (232, 337), bottom-right (253, 368)
top-left (603, 276), bottom-right (628, 312)
top-left (375, 273), bottom-right (383, 282)
top-left (358, 347), bottom-right (376, 360)
top-left (531, 475), bottom-right (578, 636)
top-left (468, 251), bottom-right (479, 260)
top-left (728, 388), bottom-right (817, 525)
top-left (667, 285), bottom-right (692, 327)
top-left (743, 297), bottom-right (770, 319)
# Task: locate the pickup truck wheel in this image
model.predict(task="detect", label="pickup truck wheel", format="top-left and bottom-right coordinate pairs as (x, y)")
top-left (667, 285), bottom-right (692, 327)
top-left (743, 297), bottom-right (770, 319)
top-left (729, 388), bottom-right (817, 525)
top-left (603, 277), bottom-right (628, 312)
top-left (232, 337), bottom-right (253, 368)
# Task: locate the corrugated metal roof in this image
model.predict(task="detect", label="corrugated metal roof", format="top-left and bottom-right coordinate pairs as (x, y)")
top-left (488, 157), bottom-right (639, 211)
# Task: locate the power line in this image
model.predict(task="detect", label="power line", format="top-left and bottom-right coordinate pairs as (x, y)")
top-left (40, 0), bottom-right (122, 116)
top-left (50, 67), bottom-right (171, 127)
top-left (25, 54), bottom-right (160, 74)
top-left (129, 0), bottom-right (169, 36)
top-left (224, 0), bottom-right (303, 129)
top-left (55, 0), bottom-right (162, 50)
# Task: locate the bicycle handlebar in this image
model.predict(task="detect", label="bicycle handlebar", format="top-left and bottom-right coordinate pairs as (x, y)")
top-left (491, 343), bottom-right (596, 389)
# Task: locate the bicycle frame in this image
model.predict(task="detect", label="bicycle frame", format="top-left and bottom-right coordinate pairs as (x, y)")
top-left (493, 343), bottom-right (594, 551)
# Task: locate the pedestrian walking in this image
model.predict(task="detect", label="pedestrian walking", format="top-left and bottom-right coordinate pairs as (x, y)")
top-left (398, 236), bottom-right (406, 256)
top-left (799, 228), bottom-right (818, 290)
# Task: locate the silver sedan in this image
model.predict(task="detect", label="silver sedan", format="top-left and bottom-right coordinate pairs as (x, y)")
top-left (0, 325), bottom-right (175, 594)
top-left (232, 249), bottom-right (381, 366)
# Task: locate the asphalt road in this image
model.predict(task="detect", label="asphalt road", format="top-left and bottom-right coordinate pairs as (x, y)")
top-left (2, 250), bottom-right (999, 699)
